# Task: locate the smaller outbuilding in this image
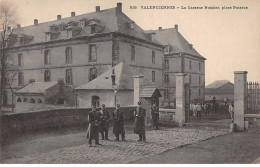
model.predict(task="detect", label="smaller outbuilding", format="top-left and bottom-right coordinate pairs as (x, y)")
top-left (205, 80), bottom-right (234, 102)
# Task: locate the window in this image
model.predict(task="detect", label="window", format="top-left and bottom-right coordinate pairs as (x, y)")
top-left (23, 98), bottom-right (27, 102)
top-left (199, 76), bottom-right (201, 85)
top-left (189, 75), bottom-right (191, 84)
top-left (152, 71), bottom-right (155, 82)
top-left (17, 98), bottom-right (22, 102)
top-left (164, 74), bottom-right (169, 84)
top-left (164, 89), bottom-right (169, 100)
top-left (44, 50), bottom-right (50, 65)
top-left (152, 51), bottom-right (155, 64)
top-left (89, 67), bottom-right (97, 81)
top-left (199, 62), bottom-right (201, 71)
top-left (19, 38), bottom-right (24, 45)
top-left (18, 72), bottom-right (24, 85)
top-left (66, 68), bottom-right (73, 84)
top-left (44, 70), bottom-right (51, 82)
top-left (30, 98), bottom-right (35, 103)
top-left (18, 53), bottom-right (23, 66)
top-left (164, 60), bottom-right (169, 71)
top-left (67, 30), bottom-right (72, 38)
top-left (91, 26), bottom-right (96, 34)
top-left (189, 60), bottom-right (192, 70)
top-left (46, 33), bottom-right (51, 41)
top-left (131, 45), bottom-right (135, 61)
top-left (199, 89), bottom-right (201, 96)
top-left (37, 99), bottom-right (43, 103)
top-left (92, 96), bottom-right (100, 107)
top-left (89, 45), bottom-right (97, 62)
top-left (65, 47), bottom-right (72, 64)
top-left (164, 45), bottom-right (170, 53)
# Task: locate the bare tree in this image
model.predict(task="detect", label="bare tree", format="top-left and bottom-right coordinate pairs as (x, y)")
top-left (0, 0), bottom-right (19, 110)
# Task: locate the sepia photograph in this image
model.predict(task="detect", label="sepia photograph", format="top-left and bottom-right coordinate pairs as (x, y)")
top-left (0, 0), bottom-right (259, 164)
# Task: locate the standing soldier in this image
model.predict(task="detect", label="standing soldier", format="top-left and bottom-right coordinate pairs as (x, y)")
top-left (134, 101), bottom-right (146, 142)
top-left (112, 104), bottom-right (125, 141)
top-left (150, 102), bottom-right (159, 130)
top-left (98, 104), bottom-right (110, 140)
top-left (88, 105), bottom-right (101, 147)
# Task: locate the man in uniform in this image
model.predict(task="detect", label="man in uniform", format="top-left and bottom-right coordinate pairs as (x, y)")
top-left (88, 105), bottom-right (101, 147)
top-left (150, 102), bottom-right (159, 130)
top-left (112, 104), bottom-right (125, 141)
top-left (98, 104), bottom-right (110, 140)
top-left (134, 101), bottom-right (146, 142)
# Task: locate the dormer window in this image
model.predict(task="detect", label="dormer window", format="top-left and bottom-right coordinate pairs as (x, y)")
top-left (67, 30), bottom-right (72, 38)
top-left (67, 23), bottom-right (71, 28)
top-left (164, 45), bottom-right (170, 53)
top-left (46, 33), bottom-right (51, 41)
top-left (19, 37), bottom-right (24, 45)
top-left (91, 26), bottom-right (96, 34)
top-left (80, 21), bottom-right (85, 27)
top-left (127, 21), bottom-right (135, 29)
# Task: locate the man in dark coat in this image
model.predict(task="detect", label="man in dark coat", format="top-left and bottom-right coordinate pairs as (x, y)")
top-left (134, 101), bottom-right (146, 142)
top-left (150, 102), bottom-right (159, 130)
top-left (98, 104), bottom-right (110, 140)
top-left (88, 105), bottom-right (101, 147)
top-left (112, 104), bottom-right (125, 141)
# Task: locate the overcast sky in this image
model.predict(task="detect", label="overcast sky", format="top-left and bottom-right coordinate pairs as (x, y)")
top-left (9, 0), bottom-right (260, 85)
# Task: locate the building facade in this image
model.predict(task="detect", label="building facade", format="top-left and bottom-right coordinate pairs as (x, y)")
top-left (146, 26), bottom-right (206, 106)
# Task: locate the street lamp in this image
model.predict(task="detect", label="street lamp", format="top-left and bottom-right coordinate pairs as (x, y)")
top-left (111, 68), bottom-right (118, 107)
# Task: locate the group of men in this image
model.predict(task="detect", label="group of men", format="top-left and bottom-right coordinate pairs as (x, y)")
top-left (87, 101), bottom-right (160, 147)
top-left (190, 102), bottom-right (211, 118)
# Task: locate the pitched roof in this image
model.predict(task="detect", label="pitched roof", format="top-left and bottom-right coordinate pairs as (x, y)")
top-left (15, 81), bottom-right (58, 94)
top-left (206, 80), bottom-right (233, 89)
top-left (75, 62), bottom-right (162, 90)
top-left (6, 6), bottom-right (154, 46)
top-left (145, 28), bottom-right (205, 59)
top-left (140, 87), bottom-right (162, 98)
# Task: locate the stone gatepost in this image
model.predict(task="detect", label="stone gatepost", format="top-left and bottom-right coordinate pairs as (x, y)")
top-left (234, 71), bottom-right (247, 131)
top-left (175, 73), bottom-right (186, 127)
top-left (133, 75), bottom-right (144, 105)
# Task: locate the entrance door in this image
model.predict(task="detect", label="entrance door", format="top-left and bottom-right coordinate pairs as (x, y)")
top-left (184, 84), bottom-right (190, 122)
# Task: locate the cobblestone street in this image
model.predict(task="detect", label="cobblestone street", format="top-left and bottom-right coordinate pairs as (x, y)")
top-left (1, 119), bottom-right (230, 164)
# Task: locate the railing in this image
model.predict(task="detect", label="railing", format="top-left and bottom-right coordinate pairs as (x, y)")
top-left (246, 82), bottom-right (259, 114)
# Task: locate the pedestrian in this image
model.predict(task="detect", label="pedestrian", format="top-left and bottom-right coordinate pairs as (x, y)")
top-left (228, 102), bottom-right (234, 123)
top-left (205, 102), bottom-right (210, 115)
top-left (112, 104), bottom-right (125, 141)
top-left (134, 101), bottom-right (146, 142)
top-left (224, 97), bottom-right (227, 106)
top-left (88, 105), bottom-right (101, 147)
top-left (98, 104), bottom-right (110, 140)
top-left (150, 102), bottom-right (159, 130)
top-left (190, 102), bottom-right (194, 117)
top-left (212, 96), bottom-right (216, 106)
top-left (195, 102), bottom-right (202, 119)
top-left (214, 102), bottom-right (219, 113)
top-left (193, 102), bottom-right (197, 117)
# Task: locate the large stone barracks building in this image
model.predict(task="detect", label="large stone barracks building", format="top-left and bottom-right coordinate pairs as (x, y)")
top-left (2, 3), bottom-right (205, 109)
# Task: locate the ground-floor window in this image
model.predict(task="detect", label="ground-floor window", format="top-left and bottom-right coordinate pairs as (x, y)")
top-left (91, 95), bottom-right (100, 107)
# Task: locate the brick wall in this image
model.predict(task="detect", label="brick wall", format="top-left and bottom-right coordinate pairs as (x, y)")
top-left (0, 107), bottom-right (136, 140)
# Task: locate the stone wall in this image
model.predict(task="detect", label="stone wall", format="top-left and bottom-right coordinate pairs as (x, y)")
top-left (0, 107), bottom-right (136, 141)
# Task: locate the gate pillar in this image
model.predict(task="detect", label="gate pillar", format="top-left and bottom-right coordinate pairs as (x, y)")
top-left (234, 71), bottom-right (247, 131)
top-left (175, 73), bottom-right (186, 127)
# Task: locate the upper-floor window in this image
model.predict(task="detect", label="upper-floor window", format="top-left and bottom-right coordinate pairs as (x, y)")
top-left (152, 51), bottom-right (155, 64)
top-left (164, 60), bottom-right (169, 71)
top-left (67, 30), bottom-right (72, 38)
top-left (18, 72), bottom-right (24, 86)
top-left (189, 75), bottom-right (191, 84)
top-left (199, 76), bottom-right (201, 85)
top-left (18, 53), bottom-right (23, 66)
top-left (66, 68), bottom-right (73, 84)
top-left (91, 26), bottom-right (96, 34)
top-left (46, 33), bottom-right (51, 41)
top-left (65, 47), bottom-right (72, 64)
top-left (131, 45), bottom-right (135, 61)
top-left (164, 89), bottom-right (169, 100)
top-left (152, 71), bottom-right (155, 82)
top-left (44, 70), bottom-right (51, 82)
top-left (164, 45), bottom-right (170, 53)
top-left (199, 89), bottom-right (201, 96)
top-left (164, 74), bottom-right (169, 84)
top-left (199, 62), bottom-right (201, 71)
top-left (89, 67), bottom-right (97, 81)
top-left (89, 45), bottom-right (97, 62)
top-left (44, 50), bottom-right (50, 65)
top-left (19, 38), bottom-right (24, 45)
top-left (189, 60), bottom-right (192, 70)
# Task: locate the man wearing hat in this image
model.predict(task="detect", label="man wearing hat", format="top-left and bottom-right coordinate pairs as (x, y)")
top-left (112, 104), bottom-right (125, 141)
top-left (134, 101), bottom-right (146, 142)
top-left (150, 102), bottom-right (159, 130)
top-left (98, 104), bottom-right (110, 140)
top-left (88, 105), bottom-right (101, 147)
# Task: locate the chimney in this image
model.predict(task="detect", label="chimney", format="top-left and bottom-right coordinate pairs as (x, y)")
top-left (159, 27), bottom-right (162, 30)
top-left (96, 6), bottom-right (100, 12)
top-left (71, 12), bottom-right (75, 17)
top-left (116, 3), bottom-right (122, 13)
top-left (57, 15), bottom-right (61, 20)
top-left (175, 24), bottom-right (178, 31)
top-left (17, 24), bottom-right (21, 28)
top-left (7, 26), bottom-right (11, 31)
top-left (34, 19), bottom-right (38, 26)
top-left (133, 75), bottom-right (144, 105)
top-left (189, 44), bottom-right (193, 50)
